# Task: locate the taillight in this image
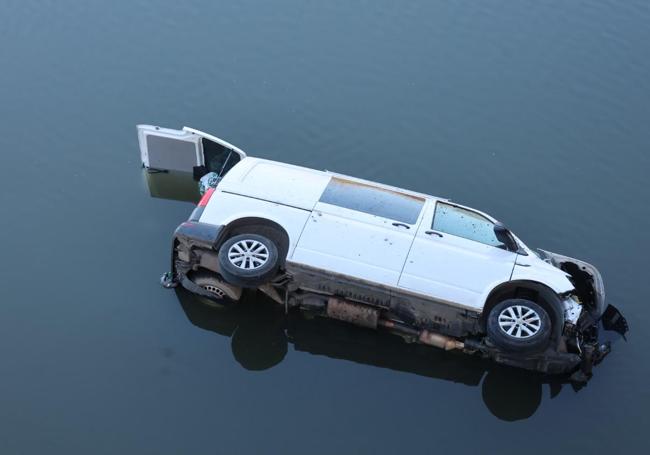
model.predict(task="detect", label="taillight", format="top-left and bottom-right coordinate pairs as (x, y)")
top-left (190, 188), bottom-right (216, 222)
top-left (198, 187), bottom-right (215, 207)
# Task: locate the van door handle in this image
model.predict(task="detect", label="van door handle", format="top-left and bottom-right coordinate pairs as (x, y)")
top-left (392, 222), bottom-right (410, 229)
top-left (425, 230), bottom-right (443, 238)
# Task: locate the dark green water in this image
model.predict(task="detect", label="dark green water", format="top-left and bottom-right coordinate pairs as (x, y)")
top-left (1, 1), bottom-right (649, 453)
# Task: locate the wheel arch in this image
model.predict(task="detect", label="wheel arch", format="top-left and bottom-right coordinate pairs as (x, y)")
top-left (480, 280), bottom-right (565, 345)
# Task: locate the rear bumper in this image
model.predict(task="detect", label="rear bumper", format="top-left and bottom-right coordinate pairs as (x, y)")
top-left (169, 221), bottom-right (226, 300)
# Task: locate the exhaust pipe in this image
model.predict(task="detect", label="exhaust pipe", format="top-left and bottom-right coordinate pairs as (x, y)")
top-left (325, 297), bottom-right (464, 351)
top-left (326, 297), bottom-right (379, 329)
top-left (418, 330), bottom-right (464, 351)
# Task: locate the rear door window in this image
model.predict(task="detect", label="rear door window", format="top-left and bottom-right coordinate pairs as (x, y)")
top-left (319, 178), bottom-right (424, 224)
top-left (202, 138), bottom-right (241, 175)
top-left (432, 202), bottom-right (501, 246)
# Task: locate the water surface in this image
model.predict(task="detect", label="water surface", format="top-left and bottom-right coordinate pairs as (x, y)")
top-left (1, 1), bottom-right (649, 453)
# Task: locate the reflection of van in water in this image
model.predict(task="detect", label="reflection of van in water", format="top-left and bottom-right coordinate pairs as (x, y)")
top-left (177, 287), bottom-right (571, 422)
top-left (138, 124), bottom-right (627, 382)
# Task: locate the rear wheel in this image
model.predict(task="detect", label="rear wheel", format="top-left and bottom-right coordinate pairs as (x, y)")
top-left (487, 299), bottom-right (551, 354)
top-left (191, 272), bottom-right (242, 309)
top-left (218, 233), bottom-right (280, 288)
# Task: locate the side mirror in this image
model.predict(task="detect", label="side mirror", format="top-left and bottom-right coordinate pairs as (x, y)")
top-left (494, 223), bottom-right (522, 253)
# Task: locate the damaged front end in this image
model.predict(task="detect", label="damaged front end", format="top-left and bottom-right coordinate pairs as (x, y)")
top-left (456, 250), bottom-right (628, 382)
top-left (538, 249), bottom-right (628, 382)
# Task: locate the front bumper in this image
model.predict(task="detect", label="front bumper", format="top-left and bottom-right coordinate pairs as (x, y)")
top-left (534, 250), bottom-right (627, 380)
top-left (538, 249), bottom-right (607, 320)
top-left (463, 250), bottom-right (627, 382)
top-left (539, 249), bottom-right (627, 333)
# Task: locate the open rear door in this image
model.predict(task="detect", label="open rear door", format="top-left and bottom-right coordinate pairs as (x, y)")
top-left (137, 125), bottom-right (247, 178)
top-left (137, 125), bottom-right (202, 173)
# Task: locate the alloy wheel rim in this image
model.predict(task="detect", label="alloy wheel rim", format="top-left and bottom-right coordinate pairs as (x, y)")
top-left (498, 305), bottom-right (542, 338)
top-left (228, 239), bottom-right (269, 270)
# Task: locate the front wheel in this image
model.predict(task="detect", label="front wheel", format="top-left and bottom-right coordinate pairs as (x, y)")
top-left (487, 299), bottom-right (551, 354)
top-left (218, 233), bottom-right (280, 288)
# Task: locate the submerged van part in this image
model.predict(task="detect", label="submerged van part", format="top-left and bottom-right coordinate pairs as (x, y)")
top-left (140, 124), bottom-right (628, 382)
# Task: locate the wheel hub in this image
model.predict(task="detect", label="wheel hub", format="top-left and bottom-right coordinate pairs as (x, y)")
top-left (227, 239), bottom-right (269, 270)
top-left (498, 305), bottom-right (542, 339)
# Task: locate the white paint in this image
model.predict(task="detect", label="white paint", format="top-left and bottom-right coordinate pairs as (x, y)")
top-left (208, 158), bottom-right (578, 311)
top-left (199, 190), bottom-right (311, 257)
top-left (218, 158), bottom-right (331, 210)
top-left (142, 124), bottom-right (581, 312)
top-left (510, 253), bottom-right (575, 294)
top-left (398, 200), bottom-right (518, 310)
top-left (291, 202), bottom-right (421, 287)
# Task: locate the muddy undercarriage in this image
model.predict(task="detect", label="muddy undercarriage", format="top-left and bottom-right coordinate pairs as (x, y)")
top-left (167, 222), bottom-right (627, 383)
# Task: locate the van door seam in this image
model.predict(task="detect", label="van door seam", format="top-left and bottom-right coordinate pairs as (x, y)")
top-left (396, 204), bottom-right (429, 284)
top-left (509, 255), bottom-right (519, 280)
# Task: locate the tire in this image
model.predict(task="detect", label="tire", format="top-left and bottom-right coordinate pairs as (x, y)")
top-left (190, 271), bottom-right (242, 309)
top-left (218, 233), bottom-right (279, 288)
top-left (487, 299), bottom-right (551, 354)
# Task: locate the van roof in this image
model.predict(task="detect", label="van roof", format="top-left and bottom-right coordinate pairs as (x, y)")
top-left (217, 157), bottom-right (439, 210)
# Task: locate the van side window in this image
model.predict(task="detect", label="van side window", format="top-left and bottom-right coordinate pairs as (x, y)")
top-left (432, 202), bottom-right (502, 246)
top-left (319, 178), bottom-right (424, 224)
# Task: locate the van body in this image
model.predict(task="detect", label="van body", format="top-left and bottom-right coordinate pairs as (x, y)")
top-left (138, 124), bottom-right (627, 381)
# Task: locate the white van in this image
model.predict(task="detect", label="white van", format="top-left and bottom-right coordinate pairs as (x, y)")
top-left (138, 124), bottom-right (627, 381)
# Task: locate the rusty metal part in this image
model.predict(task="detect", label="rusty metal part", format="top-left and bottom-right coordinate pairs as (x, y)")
top-left (326, 297), bottom-right (379, 329)
top-left (378, 319), bottom-right (419, 338)
top-left (418, 330), bottom-right (464, 351)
